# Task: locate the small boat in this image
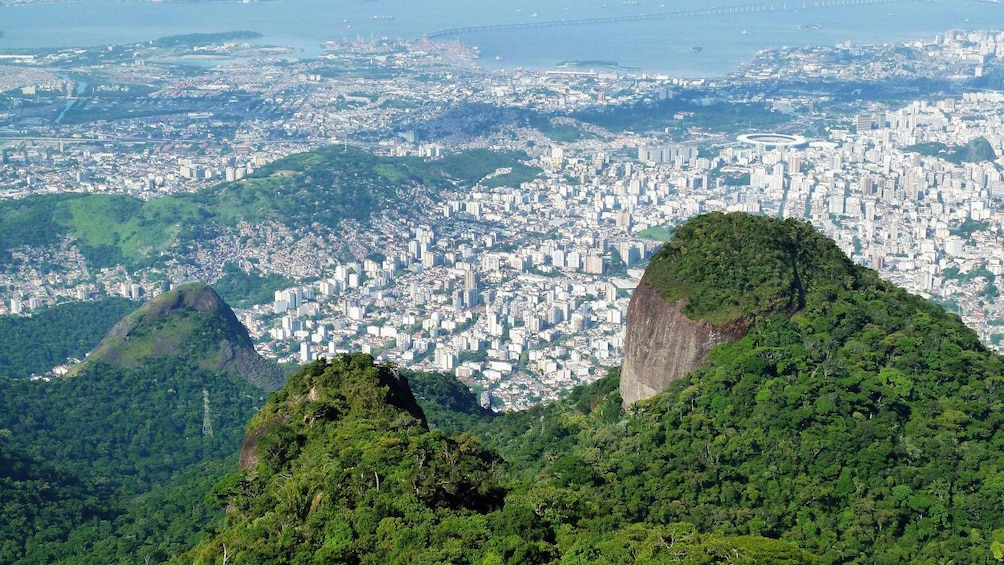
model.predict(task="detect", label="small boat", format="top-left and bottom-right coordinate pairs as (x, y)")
top-left (689, 46), bottom-right (703, 53)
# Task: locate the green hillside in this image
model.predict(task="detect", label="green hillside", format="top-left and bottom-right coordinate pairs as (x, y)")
top-left (0, 434), bottom-right (111, 564)
top-left (640, 212), bottom-right (856, 326)
top-left (0, 297), bottom-right (137, 379)
top-left (0, 146), bottom-right (538, 270)
top-left (0, 294), bottom-right (272, 492)
top-left (177, 354), bottom-right (812, 565)
top-left (402, 368), bottom-right (495, 435)
top-left (482, 213), bottom-right (1004, 563)
top-left (76, 282), bottom-right (283, 390)
top-left (0, 286), bottom-right (283, 563)
top-left (902, 136), bottom-right (998, 164)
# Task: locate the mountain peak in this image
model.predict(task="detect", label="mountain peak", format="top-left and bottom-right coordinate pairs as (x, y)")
top-left (74, 282), bottom-right (283, 391)
top-left (105, 283), bottom-right (245, 341)
top-left (641, 212), bottom-right (856, 326)
top-left (622, 212), bottom-right (859, 405)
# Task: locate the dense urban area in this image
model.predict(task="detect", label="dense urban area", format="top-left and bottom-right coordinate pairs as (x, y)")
top-left (2, 28), bottom-right (1003, 408)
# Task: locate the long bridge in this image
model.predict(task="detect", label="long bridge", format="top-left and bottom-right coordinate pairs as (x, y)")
top-left (426, 0), bottom-right (918, 39)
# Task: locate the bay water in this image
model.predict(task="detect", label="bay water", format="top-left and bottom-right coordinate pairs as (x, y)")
top-left (0, 0), bottom-right (998, 76)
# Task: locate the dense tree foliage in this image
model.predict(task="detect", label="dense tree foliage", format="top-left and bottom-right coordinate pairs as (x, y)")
top-left (0, 193), bottom-right (83, 263)
top-left (403, 368), bottom-right (494, 435)
top-left (902, 137), bottom-right (998, 164)
top-left (0, 358), bottom-right (263, 493)
top-left (177, 355), bottom-right (508, 564)
top-left (426, 148), bottom-right (541, 188)
top-left (0, 287), bottom-right (277, 563)
top-left (59, 460), bottom-right (236, 564)
top-left (150, 31), bottom-right (261, 48)
top-left (571, 92), bottom-right (788, 138)
top-left (0, 356), bottom-right (261, 563)
top-left (482, 213), bottom-right (1004, 563)
top-left (0, 297), bottom-right (137, 378)
top-left (641, 212), bottom-right (855, 325)
top-left (0, 434), bottom-right (112, 564)
top-left (177, 355), bottom-right (813, 564)
top-left (212, 263), bottom-right (294, 308)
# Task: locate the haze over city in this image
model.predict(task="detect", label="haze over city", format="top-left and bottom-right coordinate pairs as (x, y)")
top-left (2, 0), bottom-right (1004, 563)
top-left (0, 0), bottom-right (1000, 408)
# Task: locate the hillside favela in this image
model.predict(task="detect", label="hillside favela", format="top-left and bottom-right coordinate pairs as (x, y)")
top-left (1, 0), bottom-right (1004, 563)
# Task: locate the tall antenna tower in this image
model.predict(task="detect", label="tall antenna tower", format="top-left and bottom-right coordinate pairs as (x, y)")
top-left (202, 388), bottom-right (213, 437)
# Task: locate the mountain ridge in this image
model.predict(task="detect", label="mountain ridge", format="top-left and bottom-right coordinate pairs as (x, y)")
top-left (3, 212), bottom-right (1003, 564)
top-left (0, 146), bottom-right (538, 271)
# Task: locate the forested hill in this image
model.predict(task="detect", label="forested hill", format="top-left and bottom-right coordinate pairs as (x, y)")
top-left (178, 353), bottom-right (812, 564)
top-left (0, 146), bottom-right (538, 270)
top-left (0, 434), bottom-right (111, 563)
top-left (180, 213), bottom-right (1004, 564)
top-left (0, 283), bottom-right (281, 493)
top-left (0, 284), bottom-right (280, 563)
top-left (0, 297), bottom-right (137, 379)
top-left (480, 213), bottom-right (1004, 563)
top-left (76, 282), bottom-right (284, 390)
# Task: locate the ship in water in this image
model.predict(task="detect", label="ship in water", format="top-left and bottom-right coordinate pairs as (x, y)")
top-left (689, 46), bottom-right (703, 53)
top-left (372, 15), bottom-right (395, 20)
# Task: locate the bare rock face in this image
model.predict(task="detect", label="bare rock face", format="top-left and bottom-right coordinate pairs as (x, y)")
top-left (620, 283), bottom-right (744, 407)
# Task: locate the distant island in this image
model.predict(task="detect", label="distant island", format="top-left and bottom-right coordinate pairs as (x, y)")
top-left (556, 59), bottom-right (641, 71)
top-left (150, 30), bottom-right (262, 49)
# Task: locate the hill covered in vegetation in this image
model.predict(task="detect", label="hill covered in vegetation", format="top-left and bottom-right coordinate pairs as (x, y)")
top-left (177, 353), bottom-right (811, 564)
top-left (0, 285), bottom-right (283, 563)
top-left (0, 146), bottom-right (539, 270)
top-left (0, 297), bottom-right (137, 379)
top-left (484, 213), bottom-right (1004, 563)
top-left (3, 213), bottom-right (1003, 564)
top-left (902, 136), bottom-right (998, 164)
top-left (77, 282), bottom-right (283, 390)
top-left (0, 434), bottom-right (112, 564)
top-left (639, 212), bottom-right (856, 326)
top-left (621, 212), bottom-right (860, 404)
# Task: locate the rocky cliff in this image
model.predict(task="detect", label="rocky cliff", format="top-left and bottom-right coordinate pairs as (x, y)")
top-left (620, 284), bottom-right (744, 406)
top-left (619, 212), bottom-right (857, 406)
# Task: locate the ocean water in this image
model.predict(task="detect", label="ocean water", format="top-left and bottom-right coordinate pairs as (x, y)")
top-left (0, 0), bottom-right (999, 76)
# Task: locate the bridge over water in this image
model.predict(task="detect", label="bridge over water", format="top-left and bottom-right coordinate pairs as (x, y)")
top-left (426, 0), bottom-right (918, 39)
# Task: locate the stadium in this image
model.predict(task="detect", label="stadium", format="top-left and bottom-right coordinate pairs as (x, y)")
top-left (736, 133), bottom-right (808, 148)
